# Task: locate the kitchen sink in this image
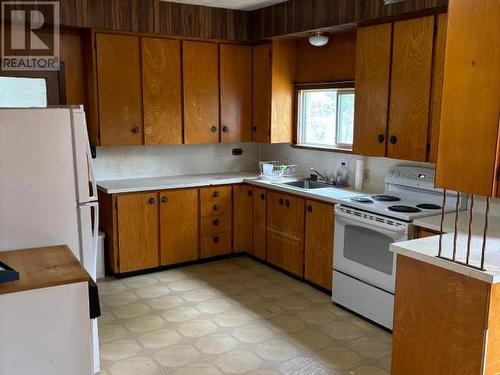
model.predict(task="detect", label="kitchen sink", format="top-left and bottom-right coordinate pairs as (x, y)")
top-left (282, 180), bottom-right (332, 189)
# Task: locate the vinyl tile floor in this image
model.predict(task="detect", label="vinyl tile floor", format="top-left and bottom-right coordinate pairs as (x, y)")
top-left (97, 257), bottom-right (391, 375)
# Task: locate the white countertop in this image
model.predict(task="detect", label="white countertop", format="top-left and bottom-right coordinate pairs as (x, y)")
top-left (97, 172), bottom-right (363, 203)
top-left (413, 209), bottom-right (500, 234)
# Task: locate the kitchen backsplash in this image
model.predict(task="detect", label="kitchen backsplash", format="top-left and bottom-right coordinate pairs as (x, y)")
top-left (94, 143), bottom-right (259, 180)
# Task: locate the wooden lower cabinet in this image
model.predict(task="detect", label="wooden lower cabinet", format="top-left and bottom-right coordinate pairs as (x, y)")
top-left (253, 188), bottom-right (267, 260)
top-left (234, 185), bottom-right (253, 252)
top-left (201, 232), bottom-right (232, 258)
top-left (266, 191), bottom-right (305, 277)
top-left (116, 192), bottom-right (159, 273)
top-left (159, 189), bottom-right (199, 266)
top-left (304, 200), bottom-right (334, 291)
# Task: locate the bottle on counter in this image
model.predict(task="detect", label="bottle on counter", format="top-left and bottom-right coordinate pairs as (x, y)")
top-left (335, 162), bottom-right (348, 187)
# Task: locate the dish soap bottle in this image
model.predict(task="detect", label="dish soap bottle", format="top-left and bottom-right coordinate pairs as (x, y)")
top-left (335, 162), bottom-right (348, 187)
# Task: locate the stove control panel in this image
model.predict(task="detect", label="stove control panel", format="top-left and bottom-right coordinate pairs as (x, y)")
top-left (385, 166), bottom-right (436, 191)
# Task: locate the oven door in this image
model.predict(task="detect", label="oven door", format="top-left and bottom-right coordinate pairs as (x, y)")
top-left (334, 206), bottom-right (409, 293)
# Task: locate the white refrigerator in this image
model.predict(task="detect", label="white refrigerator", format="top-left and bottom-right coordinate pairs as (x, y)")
top-left (0, 106), bottom-right (100, 373)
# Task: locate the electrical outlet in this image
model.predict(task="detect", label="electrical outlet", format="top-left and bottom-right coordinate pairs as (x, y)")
top-left (364, 169), bottom-right (370, 181)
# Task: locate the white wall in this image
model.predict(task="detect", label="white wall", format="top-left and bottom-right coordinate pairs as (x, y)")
top-left (258, 143), bottom-right (433, 193)
top-left (94, 143), bottom-right (259, 180)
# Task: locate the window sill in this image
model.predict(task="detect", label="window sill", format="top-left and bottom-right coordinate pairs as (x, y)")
top-left (291, 144), bottom-right (353, 154)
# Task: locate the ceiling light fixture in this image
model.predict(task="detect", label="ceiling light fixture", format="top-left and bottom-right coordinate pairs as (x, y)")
top-left (308, 32), bottom-right (329, 47)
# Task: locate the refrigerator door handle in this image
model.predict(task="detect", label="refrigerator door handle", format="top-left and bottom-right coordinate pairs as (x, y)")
top-left (86, 139), bottom-right (98, 202)
top-left (80, 200), bottom-right (99, 272)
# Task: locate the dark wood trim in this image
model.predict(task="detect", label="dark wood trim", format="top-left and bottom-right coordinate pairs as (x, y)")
top-left (290, 144), bottom-right (353, 154)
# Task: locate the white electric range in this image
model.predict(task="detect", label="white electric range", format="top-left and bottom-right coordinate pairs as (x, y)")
top-left (332, 166), bottom-right (466, 329)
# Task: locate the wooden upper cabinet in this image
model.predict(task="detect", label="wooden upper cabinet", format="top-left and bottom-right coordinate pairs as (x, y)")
top-left (427, 14), bottom-right (447, 163)
top-left (353, 23), bottom-right (392, 157)
top-left (183, 41), bottom-right (219, 144)
top-left (234, 185), bottom-right (253, 253)
top-left (96, 34), bottom-right (143, 146)
top-left (142, 38), bottom-right (182, 145)
top-left (220, 44), bottom-right (252, 143)
top-left (388, 16), bottom-right (435, 161)
top-left (253, 187), bottom-right (267, 260)
top-left (159, 189), bottom-right (199, 266)
top-left (304, 200), bottom-right (334, 291)
top-left (116, 192), bottom-right (159, 273)
top-left (266, 191), bottom-right (305, 277)
top-left (252, 43), bottom-right (272, 143)
top-left (252, 40), bottom-right (296, 144)
top-left (436, 0), bottom-right (500, 197)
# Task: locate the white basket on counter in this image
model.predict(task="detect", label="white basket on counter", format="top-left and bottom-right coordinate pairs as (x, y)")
top-left (259, 161), bottom-right (299, 179)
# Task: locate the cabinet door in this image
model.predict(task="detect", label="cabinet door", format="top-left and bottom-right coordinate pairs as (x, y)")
top-left (96, 34), bottom-right (142, 146)
top-left (117, 192), bottom-right (159, 272)
top-left (388, 16), bottom-right (434, 161)
top-left (436, 0), bottom-right (500, 197)
top-left (427, 14), bottom-right (447, 163)
top-left (183, 41), bottom-right (219, 144)
top-left (142, 38), bottom-right (182, 145)
top-left (159, 189), bottom-right (199, 266)
top-left (267, 192), bottom-right (305, 277)
top-left (353, 23), bottom-right (392, 157)
top-left (253, 187), bottom-right (267, 260)
top-left (234, 185), bottom-right (253, 252)
top-left (304, 201), bottom-right (334, 290)
top-left (220, 44), bottom-right (252, 143)
top-left (252, 44), bottom-right (271, 143)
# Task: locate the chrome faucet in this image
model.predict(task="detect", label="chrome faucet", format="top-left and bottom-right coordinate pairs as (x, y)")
top-left (310, 168), bottom-right (327, 182)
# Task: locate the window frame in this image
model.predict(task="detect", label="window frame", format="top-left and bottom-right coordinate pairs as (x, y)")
top-left (293, 81), bottom-right (355, 153)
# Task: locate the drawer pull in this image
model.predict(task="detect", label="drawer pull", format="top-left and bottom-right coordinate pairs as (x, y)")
top-left (213, 204), bottom-right (220, 211)
top-left (213, 219), bottom-right (220, 226)
top-left (213, 236), bottom-right (220, 244)
top-left (212, 191), bottom-right (220, 198)
top-left (161, 196), bottom-right (168, 203)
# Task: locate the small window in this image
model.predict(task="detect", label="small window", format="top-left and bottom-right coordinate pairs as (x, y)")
top-left (296, 84), bottom-right (355, 151)
top-left (0, 76), bottom-right (48, 107)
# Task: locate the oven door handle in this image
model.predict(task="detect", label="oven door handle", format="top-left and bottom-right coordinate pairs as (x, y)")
top-left (335, 211), bottom-right (408, 237)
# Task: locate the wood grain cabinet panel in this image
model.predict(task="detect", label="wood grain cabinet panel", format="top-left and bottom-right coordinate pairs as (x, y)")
top-left (159, 189), bottom-right (199, 266)
top-left (201, 232), bottom-right (232, 258)
top-left (220, 44), bottom-right (252, 143)
top-left (266, 191), bottom-right (305, 277)
top-left (436, 0), bottom-right (500, 197)
top-left (96, 34), bottom-right (143, 146)
top-left (142, 38), bottom-right (182, 145)
top-left (353, 23), bottom-right (392, 157)
top-left (200, 186), bottom-right (233, 202)
top-left (183, 41), bottom-right (219, 144)
top-left (388, 16), bottom-right (435, 161)
top-left (252, 43), bottom-right (272, 143)
top-left (234, 185), bottom-right (253, 253)
top-left (253, 187), bottom-right (267, 260)
top-left (116, 192), bottom-right (159, 272)
top-left (201, 215), bottom-right (232, 234)
top-left (304, 200), bottom-right (334, 291)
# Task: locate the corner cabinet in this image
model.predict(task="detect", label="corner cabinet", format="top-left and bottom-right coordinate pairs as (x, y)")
top-left (252, 40), bottom-right (296, 144)
top-left (436, 0), bottom-right (500, 197)
top-left (353, 15), bottom-right (446, 162)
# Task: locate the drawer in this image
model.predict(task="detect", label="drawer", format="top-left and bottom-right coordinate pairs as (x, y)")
top-left (200, 186), bottom-right (232, 202)
top-left (201, 215), bottom-right (232, 234)
top-left (201, 232), bottom-right (232, 258)
top-left (201, 199), bottom-right (232, 217)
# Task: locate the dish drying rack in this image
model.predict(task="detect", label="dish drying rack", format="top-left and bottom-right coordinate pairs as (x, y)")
top-left (259, 161), bottom-right (299, 180)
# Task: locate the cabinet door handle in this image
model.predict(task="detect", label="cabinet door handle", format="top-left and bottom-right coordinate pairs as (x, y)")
top-left (161, 196), bottom-right (168, 204)
top-left (148, 197), bottom-right (156, 205)
top-left (213, 236), bottom-right (220, 244)
top-left (247, 189), bottom-right (252, 196)
top-left (377, 134), bottom-right (385, 143)
top-left (390, 135), bottom-right (397, 144)
top-left (132, 126), bottom-right (140, 134)
top-left (213, 204), bottom-right (220, 211)
top-left (307, 205), bottom-right (312, 212)
top-left (210, 126), bottom-right (217, 133)
top-left (222, 126), bottom-right (229, 133)
top-left (285, 199), bottom-right (290, 207)
top-left (213, 219), bottom-right (220, 226)
top-left (253, 126), bottom-right (257, 132)
top-left (279, 198), bottom-right (284, 205)
top-left (212, 191), bottom-right (220, 198)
